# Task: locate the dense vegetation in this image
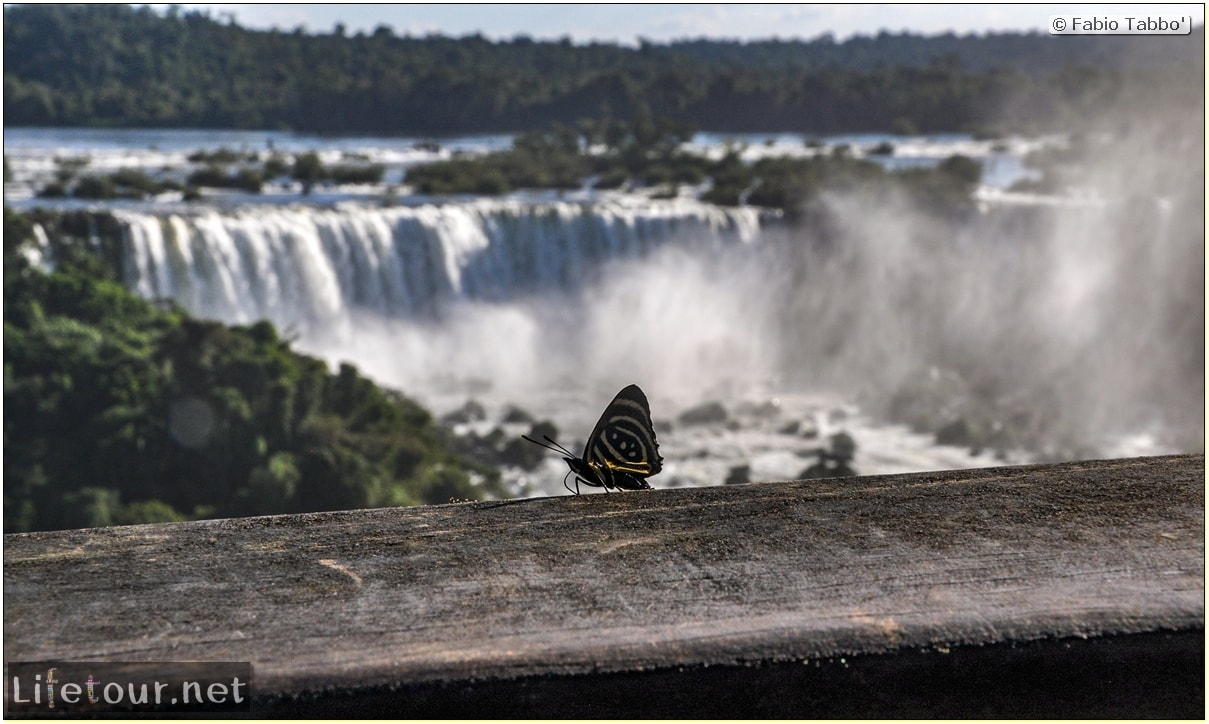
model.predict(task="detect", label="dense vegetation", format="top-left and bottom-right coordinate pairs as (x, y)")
top-left (3, 210), bottom-right (508, 532)
top-left (407, 116), bottom-right (696, 194)
top-left (37, 148), bottom-right (384, 200)
top-left (406, 117), bottom-right (983, 217)
top-left (4, 4), bottom-right (1202, 134)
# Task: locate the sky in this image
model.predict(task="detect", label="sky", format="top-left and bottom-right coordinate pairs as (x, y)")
top-left (169, 3), bottom-right (1206, 44)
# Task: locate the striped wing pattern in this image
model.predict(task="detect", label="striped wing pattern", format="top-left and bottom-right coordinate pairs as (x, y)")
top-left (581, 384), bottom-right (662, 491)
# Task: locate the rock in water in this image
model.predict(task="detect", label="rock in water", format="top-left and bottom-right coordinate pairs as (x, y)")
top-left (678, 401), bottom-right (728, 427)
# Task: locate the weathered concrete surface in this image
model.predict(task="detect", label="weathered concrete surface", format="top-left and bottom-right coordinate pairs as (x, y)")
top-left (4, 454), bottom-right (1204, 716)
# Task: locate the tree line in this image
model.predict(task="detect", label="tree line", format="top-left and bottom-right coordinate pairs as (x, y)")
top-left (4, 4), bottom-right (1202, 135)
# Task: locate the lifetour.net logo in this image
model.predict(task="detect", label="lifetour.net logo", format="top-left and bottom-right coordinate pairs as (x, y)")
top-left (5, 662), bottom-right (252, 716)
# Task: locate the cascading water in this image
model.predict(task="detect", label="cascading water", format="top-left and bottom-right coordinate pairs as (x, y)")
top-left (116, 198), bottom-right (761, 332)
top-left (109, 154), bottom-right (1203, 495)
top-left (114, 198), bottom-right (797, 494)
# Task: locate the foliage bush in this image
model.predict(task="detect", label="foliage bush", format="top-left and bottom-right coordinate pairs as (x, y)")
top-left (186, 147), bottom-right (252, 164)
top-left (71, 174), bottom-right (118, 199)
top-left (3, 209), bottom-right (506, 532)
top-left (403, 116), bottom-right (986, 217)
top-left (65, 168), bottom-right (183, 199)
top-left (326, 163), bottom-right (386, 185)
top-left (51, 169), bottom-right (182, 200)
top-left (286, 152), bottom-right (384, 192)
top-left (406, 118), bottom-right (697, 195)
top-left (185, 165), bottom-right (263, 192)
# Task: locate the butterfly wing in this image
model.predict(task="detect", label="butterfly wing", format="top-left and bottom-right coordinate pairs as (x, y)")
top-left (582, 384), bottom-right (663, 489)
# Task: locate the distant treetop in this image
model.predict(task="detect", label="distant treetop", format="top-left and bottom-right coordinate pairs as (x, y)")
top-left (3, 4), bottom-right (1202, 134)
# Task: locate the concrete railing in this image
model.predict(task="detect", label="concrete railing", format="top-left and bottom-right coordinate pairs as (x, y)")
top-left (4, 454), bottom-right (1203, 717)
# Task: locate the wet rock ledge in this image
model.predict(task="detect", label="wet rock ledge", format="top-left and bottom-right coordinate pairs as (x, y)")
top-left (4, 454), bottom-right (1203, 717)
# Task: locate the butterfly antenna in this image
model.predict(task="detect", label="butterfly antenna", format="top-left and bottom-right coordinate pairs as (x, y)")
top-left (544, 434), bottom-right (580, 457)
top-left (521, 433), bottom-right (564, 455)
top-left (522, 433), bottom-right (578, 458)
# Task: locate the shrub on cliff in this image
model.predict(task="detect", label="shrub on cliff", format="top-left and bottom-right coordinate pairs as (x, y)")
top-left (3, 209), bottom-right (505, 532)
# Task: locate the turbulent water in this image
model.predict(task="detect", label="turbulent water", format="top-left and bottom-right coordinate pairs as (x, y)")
top-left (116, 198), bottom-right (761, 328)
top-left (106, 196), bottom-right (1008, 495)
top-left (111, 196), bottom-right (773, 404)
top-left (107, 187), bottom-right (1203, 496)
top-left (11, 127), bottom-right (1204, 497)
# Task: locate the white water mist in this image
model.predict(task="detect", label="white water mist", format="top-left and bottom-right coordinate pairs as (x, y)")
top-left (114, 121), bottom-right (1203, 466)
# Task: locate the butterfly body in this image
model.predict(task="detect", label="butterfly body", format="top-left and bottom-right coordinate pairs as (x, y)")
top-left (524, 384), bottom-right (662, 495)
top-left (563, 454), bottom-right (653, 492)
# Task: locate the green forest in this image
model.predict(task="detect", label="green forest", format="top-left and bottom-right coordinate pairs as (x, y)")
top-left (3, 210), bottom-right (516, 532)
top-left (4, 4), bottom-right (1202, 134)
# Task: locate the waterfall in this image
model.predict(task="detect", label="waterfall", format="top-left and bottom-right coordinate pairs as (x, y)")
top-left (25, 223), bottom-right (55, 272)
top-left (110, 186), bottom-right (1202, 467)
top-left (115, 198), bottom-right (764, 335)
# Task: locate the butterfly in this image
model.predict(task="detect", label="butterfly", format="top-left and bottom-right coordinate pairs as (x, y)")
top-left (523, 384), bottom-right (663, 495)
